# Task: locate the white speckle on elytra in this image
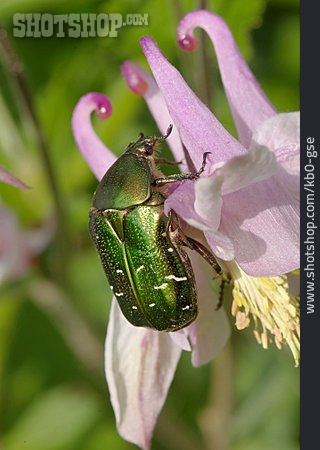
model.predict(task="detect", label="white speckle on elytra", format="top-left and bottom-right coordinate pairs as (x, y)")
top-left (182, 305), bottom-right (191, 311)
top-left (110, 286), bottom-right (113, 290)
top-left (116, 269), bottom-right (124, 274)
top-left (154, 283), bottom-right (168, 290)
top-left (115, 292), bottom-right (124, 297)
top-left (149, 303), bottom-right (156, 307)
top-left (132, 306), bottom-right (138, 310)
top-left (167, 248), bottom-right (174, 252)
top-left (165, 275), bottom-right (187, 282)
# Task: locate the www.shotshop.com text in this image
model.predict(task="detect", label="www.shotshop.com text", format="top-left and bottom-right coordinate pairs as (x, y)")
top-left (304, 137), bottom-right (317, 314)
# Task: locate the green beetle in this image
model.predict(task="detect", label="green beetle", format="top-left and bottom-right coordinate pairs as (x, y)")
top-left (89, 125), bottom-right (223, 331)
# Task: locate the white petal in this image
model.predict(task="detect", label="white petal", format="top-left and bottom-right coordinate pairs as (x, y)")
top-left (250, 112), bottom-right (300, 153)
top-left (169, 328), bottom-right (191, 351)
top-left (105, 300), bottom-right (181, 450)
top-left (194, 146), bottom-right (277, 232)
top-left (184, 244), bottom-right (230, 367)
top-left (220, 145), bottom-right (277, 195)
top-left (194, 174), bottom-right (223, 231)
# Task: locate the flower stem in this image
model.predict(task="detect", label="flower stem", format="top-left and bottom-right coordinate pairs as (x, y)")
top-left (199, 342), bottom-right (233, 450)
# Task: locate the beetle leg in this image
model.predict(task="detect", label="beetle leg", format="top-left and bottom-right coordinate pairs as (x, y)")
top-left (182, 236), bottom-right (231, 309)
top-left (153, 152), bottom-right (210, 187)
top-left (154, 157), bottom-right (183, 166)
top-left (182, 236), bottom-right (222, 276)
top-left (216, 279), bottom-right (227, 310)
top-left (166, 211), bottom-right (221, 276)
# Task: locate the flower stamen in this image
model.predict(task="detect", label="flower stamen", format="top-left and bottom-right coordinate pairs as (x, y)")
top-left (228, 261), bottom-right (300, 366)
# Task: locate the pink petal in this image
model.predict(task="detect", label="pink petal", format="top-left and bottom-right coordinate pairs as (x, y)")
top-left (214, 113), bottom-right (299, 276)
top-left (219, 176), bottom-right (300, 276)
top-left (220, 146), bottom-right (277, 195)
top-left (169, 328), bottom-right (191, 351)
top-left (177, 10), bottom-right (276, 147)
top-left (166, 146), bottom-right (276, 241)
top-left (251, 112), bottom-right (300, 155)
top-left (105, 299), bottom-right (181, 450)
top-left (72, 93), bottom-right (116, 181)
top-left (184, 247), bottom-right (230, 367)
top-left (0, 165), bottom-right (29, 189)
top-left (194, 146), bottom-right (277, 230)
top-left (251, 112), bottom-right (300, 201)
top-left (164, 182), bottom-right (210, 232)
top-left (140, 36), bottom-right (245, 170)
top-left (121, 61), bottom-right (186, 169)
top-left (204, 230), bottom-right (235, 261)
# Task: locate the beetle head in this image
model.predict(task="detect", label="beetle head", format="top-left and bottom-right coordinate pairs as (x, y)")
top-left (126, 124), bottom-right (173, 157)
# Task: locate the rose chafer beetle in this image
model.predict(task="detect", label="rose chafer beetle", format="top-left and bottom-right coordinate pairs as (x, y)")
top-left (89, 125), bottom-right (223, 332)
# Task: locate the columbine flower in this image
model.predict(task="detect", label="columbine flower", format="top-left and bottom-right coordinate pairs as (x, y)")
top-left (72, 9), bottom-right (299, 449)
top-left (72, 92), bottom-right (230, 450)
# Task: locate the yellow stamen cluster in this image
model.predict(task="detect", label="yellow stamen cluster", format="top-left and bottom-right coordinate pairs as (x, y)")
top-left (228, 262), bottom-right (300, 366)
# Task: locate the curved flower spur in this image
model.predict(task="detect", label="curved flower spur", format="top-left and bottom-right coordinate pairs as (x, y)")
top-left (72, 9), bottom-right (300, 450)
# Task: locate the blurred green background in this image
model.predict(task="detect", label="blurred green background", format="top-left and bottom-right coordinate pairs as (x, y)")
top-left (0, 0), bottom-right (299, 449)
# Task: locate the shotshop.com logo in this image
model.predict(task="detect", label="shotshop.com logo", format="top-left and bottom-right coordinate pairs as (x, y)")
top-left (13, 13), bottom-right (149, 38)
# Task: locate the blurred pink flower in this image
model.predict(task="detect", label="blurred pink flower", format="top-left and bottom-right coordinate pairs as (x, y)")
top-left (72, 10), bottom-right (299, 450)
top-left (0, 203), bottom-right (50, 283)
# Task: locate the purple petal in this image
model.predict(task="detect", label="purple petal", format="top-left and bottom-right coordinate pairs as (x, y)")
top-left (219, 176), bottom-right (300, 276)
top-left (105, 299), bottom-right (181, 450)
top-left (194, 146), bottom-right (277, 230)
top-left (122, 61), bottom-right (186, 168)
top-left (251, 112), bottom-right (300, 156)
top-left (164, 182), bottom-right (211, 232)
top-left (0, 165), bottom-right (29, 189)
top-left (166, 159), bottom-right (299, 276)
top-left (251, 112), bottom-right (300, 201)
top-left (177, 10), bottom-right (277, 147)
top-left (214, 112), bottom-right (300, 275)
top-left (140, 36), bottom-right (245, 170)
top-left (166, 146), bottom-right (277, 240)
top-left (204, 230), bottom-right (235, 261)
top-left (219, 146), bottom-right (277, 195)
top-left (184, 246), bottom-right (230, 367)
top-left (166, 116), bottom-right (299, 276)
top-left (72, 93), bottom-right (116, 180)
